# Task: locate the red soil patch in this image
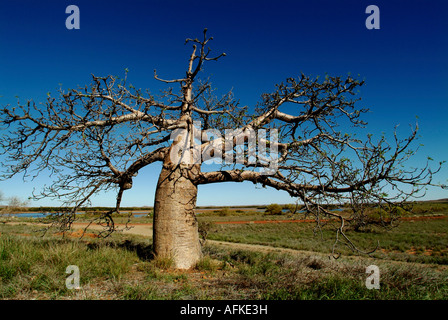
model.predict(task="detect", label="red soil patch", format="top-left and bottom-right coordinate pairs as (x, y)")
top-left (215, 218), bottom-right (318, 225)
top-left (214, 215), bottom-right (447, 225)
top-left (55, 229), bottom-right (99, 239)
top-left (76, 214), bottom-right (444, 227)
top-left (405, 247), bottom-right (435, 256)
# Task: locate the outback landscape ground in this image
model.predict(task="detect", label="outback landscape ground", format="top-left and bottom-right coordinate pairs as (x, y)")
top-left (1, 201), bottom-right (447, 300)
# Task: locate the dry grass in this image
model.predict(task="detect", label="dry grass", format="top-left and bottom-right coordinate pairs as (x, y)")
top-left (1, 209), bottom-right (448, 300)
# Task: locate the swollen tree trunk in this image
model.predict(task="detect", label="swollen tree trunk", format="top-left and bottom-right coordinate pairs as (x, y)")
top-left (153, 161), bottom-right (202, 269)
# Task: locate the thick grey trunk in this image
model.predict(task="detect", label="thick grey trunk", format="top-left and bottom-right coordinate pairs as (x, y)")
top-left (153, 163), bottom-right (202, 269)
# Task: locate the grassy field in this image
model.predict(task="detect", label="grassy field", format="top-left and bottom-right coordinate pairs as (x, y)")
top-left (1, 201), bottom-right (448, 300)
top-left (203, 216), bottom-right (448, 265)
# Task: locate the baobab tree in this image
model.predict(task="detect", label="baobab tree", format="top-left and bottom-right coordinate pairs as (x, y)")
top-left (0, 30), bottom-right (443, 269)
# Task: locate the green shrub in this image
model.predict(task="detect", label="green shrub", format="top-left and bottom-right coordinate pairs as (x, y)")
top-left (219, 207), bottom-right (230, 216)
top-left (265, 204), bottom-right (283, 215)
top-left (195, 256), bottom-right (219, 272)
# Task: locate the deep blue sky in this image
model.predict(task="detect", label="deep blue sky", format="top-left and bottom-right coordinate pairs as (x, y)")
top-left (0, 0), bottom-right (447, 206)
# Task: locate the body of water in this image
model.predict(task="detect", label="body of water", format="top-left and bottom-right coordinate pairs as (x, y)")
top-left (5, 208), bottom-right (343, 218)
top-left (6, 212), bottom-right (51, 218)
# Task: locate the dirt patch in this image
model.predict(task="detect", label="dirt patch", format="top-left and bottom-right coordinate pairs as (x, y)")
top-left (54, 229), bottom-right (99, 239)
top-left (15, 233), bottom-right (33, 237)
top-left (215, 218), bottom-right (318, 225)
top-left (208, 215), bottom-right (447, 225)
top-left (405, 247), bottom-right (436, 256)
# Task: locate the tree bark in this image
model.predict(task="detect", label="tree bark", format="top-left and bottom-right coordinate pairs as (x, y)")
top-left (153, 161), bottom-right (202, 269)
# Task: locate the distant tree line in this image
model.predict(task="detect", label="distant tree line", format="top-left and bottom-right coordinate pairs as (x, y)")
top-left (0, 190), bottom-right (29, 213)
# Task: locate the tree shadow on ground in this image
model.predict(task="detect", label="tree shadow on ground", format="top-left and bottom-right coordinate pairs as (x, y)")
top-left (86, 239), bottom-right (155, 261)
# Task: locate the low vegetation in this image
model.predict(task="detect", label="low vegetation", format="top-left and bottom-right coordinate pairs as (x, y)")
top-left (0, 232), bottom-right (446, 300)
top-left (1, 201), bottom-right (447, 300)
top-left (208, 218), bottom-right (448, 264)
